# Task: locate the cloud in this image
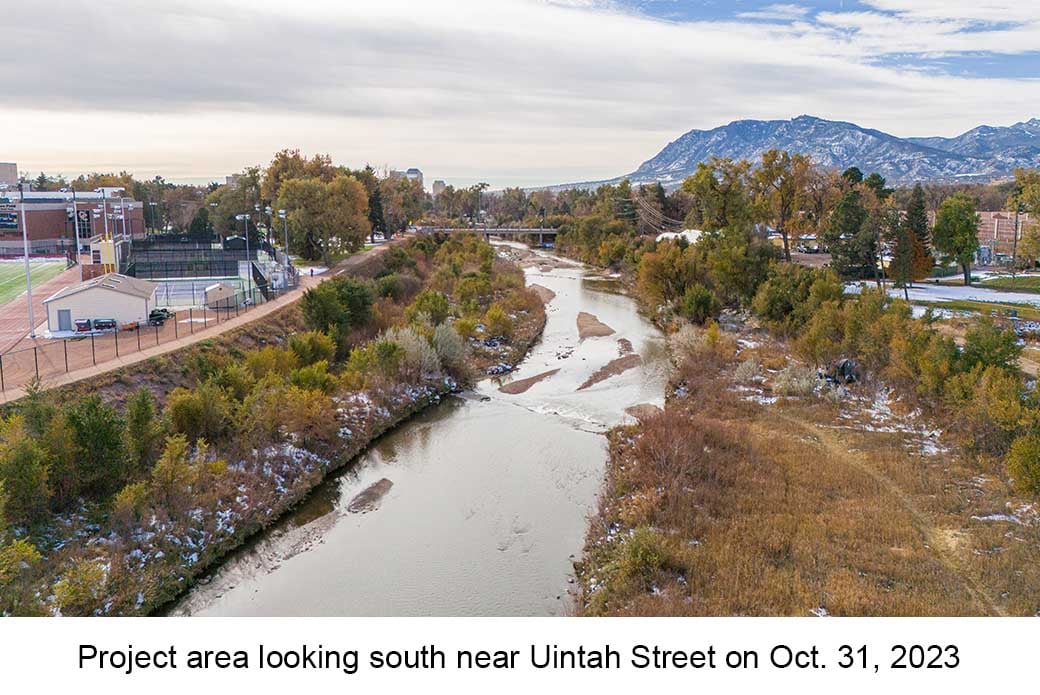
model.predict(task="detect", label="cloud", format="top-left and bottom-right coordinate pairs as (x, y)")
top-left (736, 4), bottom-right (811, 22)
top-left (2, 0), bottom-right (1038, 186)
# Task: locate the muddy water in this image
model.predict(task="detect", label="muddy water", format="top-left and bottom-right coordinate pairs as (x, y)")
top-left (172, 247), bottom-right (668, 616)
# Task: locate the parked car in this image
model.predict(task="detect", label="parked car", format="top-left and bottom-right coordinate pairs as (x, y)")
top-left (148, 308), bottom-right (173, 326)
top-left (74, 319), bottom-right (93, 333)
top-left (92, 318), bottom-right (117, 332)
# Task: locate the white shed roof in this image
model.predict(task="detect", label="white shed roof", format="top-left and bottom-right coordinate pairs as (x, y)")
top-left (44, 273), bottom-right (157, 304)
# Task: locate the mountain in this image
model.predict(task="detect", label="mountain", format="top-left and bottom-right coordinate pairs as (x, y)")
top-left (556, 115), bottom-right (1039, 190)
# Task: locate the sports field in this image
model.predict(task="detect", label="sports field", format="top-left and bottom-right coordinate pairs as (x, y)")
top-left (0, 260), bottom-right (68, 306)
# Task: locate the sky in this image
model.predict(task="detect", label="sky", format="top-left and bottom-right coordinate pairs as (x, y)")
top-left (2, 0), bottom-right (1039, 189)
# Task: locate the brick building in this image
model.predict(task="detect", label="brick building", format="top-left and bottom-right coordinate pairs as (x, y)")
top-left (0, 189), bottom-right (145, 257)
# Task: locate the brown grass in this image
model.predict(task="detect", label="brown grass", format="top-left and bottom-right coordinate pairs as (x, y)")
top-left (579, 326), bottom-right (1040, 616)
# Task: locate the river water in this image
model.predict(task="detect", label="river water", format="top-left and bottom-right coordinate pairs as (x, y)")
top-left (172, 246), bottom-right (668, 616)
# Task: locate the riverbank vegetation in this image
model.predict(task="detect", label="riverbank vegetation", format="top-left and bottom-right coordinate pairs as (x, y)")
top-left (544, 157), bottom-right (1040, 615)
top-left (0, 233), bottom-right (544, 616)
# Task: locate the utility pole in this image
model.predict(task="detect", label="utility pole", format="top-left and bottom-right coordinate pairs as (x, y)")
top-left (18, 184), bottom-right (36, 338)
top-left (236, 213), bottom-right (252, 301)
top-left (279, 208), bottom-right (289, 274)
top-left (1012, 201), bottom-right (1023, 287)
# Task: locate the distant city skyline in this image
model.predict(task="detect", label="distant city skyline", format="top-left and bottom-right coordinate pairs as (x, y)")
top-left (3, 0), bottom-right (1039, 189)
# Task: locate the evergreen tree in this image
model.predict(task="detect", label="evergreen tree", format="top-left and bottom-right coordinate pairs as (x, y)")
top-left (905, 183), bottom-right (931, 255)
top-left (367, 186), bottom-right (387, 242)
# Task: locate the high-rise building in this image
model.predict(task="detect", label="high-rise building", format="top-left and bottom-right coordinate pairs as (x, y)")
top-left (432, 180), bottom-right (447, 197)
top-left (0, 162), bottom-right (17, 187)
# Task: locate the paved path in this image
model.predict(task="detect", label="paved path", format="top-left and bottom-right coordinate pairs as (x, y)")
top-left (0, 241), bottom-right (398, 405)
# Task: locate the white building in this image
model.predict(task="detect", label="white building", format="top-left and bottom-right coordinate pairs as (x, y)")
top-left (43, 273), bottom-right (158, 333)
top-left (0, 162), bottom-right (16, 187)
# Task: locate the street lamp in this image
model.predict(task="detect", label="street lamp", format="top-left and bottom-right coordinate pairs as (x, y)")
top-left (278, 209), bottom-right (289, 273)
top-left (235, 213), bottom-right (252, 301)
top-left (17, 184), bottom-right (36, 338)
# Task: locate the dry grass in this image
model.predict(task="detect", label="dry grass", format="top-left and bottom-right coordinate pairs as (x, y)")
top-left (579, 324), bottom-right (1040, 616)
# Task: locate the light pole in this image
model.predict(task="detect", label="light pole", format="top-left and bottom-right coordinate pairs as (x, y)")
top-left (278, 208), bottom-right (289, 273)
top-left (149, 201), bottom-right (157, 234)
top-left (236, 213), bottom-right (252, 302)
top-left (18, 184), bottom-right (35, 338)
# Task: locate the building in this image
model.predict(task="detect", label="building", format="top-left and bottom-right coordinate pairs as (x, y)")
top-left (390, 168), bottom-right (424, 189)
top-left (225, 174), bottom-right (242, 187)
top-left (43, 273), bottom-right (158, 333)
top-left (432, 180), bottom-right (447, 197)
top-left (0, 189), bottom-right (145, 258)
top-left (0, 163), bottom-right (16, 187)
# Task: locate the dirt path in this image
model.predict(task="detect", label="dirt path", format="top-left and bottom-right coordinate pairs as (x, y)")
top-left (774, 412), bottom-right (1005, 616)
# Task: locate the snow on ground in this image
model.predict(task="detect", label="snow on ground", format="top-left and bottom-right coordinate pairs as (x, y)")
top-left (846, 281), bottom-right (1040, 308)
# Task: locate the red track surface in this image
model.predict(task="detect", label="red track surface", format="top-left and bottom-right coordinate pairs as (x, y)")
top-left (0, 264), bottom-right (81, 354)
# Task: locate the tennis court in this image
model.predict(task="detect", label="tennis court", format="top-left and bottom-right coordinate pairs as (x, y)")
top-left (0, 259), bottom-right (68, 306)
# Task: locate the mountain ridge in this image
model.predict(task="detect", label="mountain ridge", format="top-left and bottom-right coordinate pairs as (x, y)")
top-left (551, 115), bottom-right (1039, 191)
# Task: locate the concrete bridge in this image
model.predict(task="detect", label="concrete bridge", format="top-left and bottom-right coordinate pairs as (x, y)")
top-left (422, 227), bottom-right (558, 245)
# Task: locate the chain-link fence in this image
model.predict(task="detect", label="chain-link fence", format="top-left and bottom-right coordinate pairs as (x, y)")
top-left (0, 267), bottom-right (301, 395)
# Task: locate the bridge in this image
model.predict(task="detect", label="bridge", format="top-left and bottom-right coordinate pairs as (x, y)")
top-left (421, 227), bottom-right (558, 245)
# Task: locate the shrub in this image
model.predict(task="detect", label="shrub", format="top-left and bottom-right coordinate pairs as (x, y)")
top-left (301, 277), bottom-right (373, 336)
top-left (453, 317), bottom-right (478, 340)
top-left (244, 345), bottom-right (299, 380)
top-left (455, 273), bottom-right (493, 305)
top-left (679, 283), bottom-right (719, 324)
top-left (53, 559), bottom-right (107, 616)
top-left (0, 415), bottom-right (51, 525)
top-left (150, 434), bottom-right (200, 512)
top-left (944, 365), bottom-right (1024, 455)
top-left (210, 362), bottom-right (256, 401)
top-left (773, 365), bottom-right (818, 397)
top-left (734, 357), bottom-right (761, 384)
top-left (65, 396), bottom-right (127, 498)
top-left (385, 327), bottom-right (441, 377)
top-left (432, 324), bottom-right (467, 374)
top-left (281, 387), bottom-right (340, 451)
top-left (288, 331), bottom-right (336, 366)
top-left (111, 481), bottom-right (150, 531)
top-left (751, 264), bottom-right (842, 334)
top-left (125, 388), bottom-right (163, 473)
top-left (289, 360), bottom-right (336, 393)
top-left (961, 316), bottom-right (1022, 373)
top-left (0, 538), bottom-right (42, 615)
top-left (165, 383), bottom-right (233, 444)
top-left (484, 303), bottom-right (513, 339)
top-left (1008, 434), bottom-right (1040, 496)
top-left (407, 290), bottom-right (451, 325)
top-left (0, 537), bottom-right (41, 586)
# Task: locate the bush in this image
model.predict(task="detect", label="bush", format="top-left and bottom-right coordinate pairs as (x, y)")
top-left (53, 559), bottom-right (107, 616)
top-left (210, 363), bottom-right (256, 401)
top-left (1008, 434), bottom-right (1040, 496)
top-left (0, 538), bottom-right (42, 615)
top-left (453, 317), bottom-right (478, 340)
top-left (125, 388), bottom-right (163, 473)
top-left (288, 331), bottom-right (337, 366)
top-left (751, 264), bottom-right (843, 334)
top-left (679, 283), bottom-right (719, 324)
top-left (301, 277), bottom-right (373, 336)
top-left (150, 434), bottom-right (200, 512)
top-left (407, 290), bottom-right (451, 325)
top-left (244, 345), bottom-right (299, 380)
top-left (0, 416), bottom-right (50, 525)
top-left (65, 396), bottom-right (127, 498)
top-left (165, 383), bottom-right (233, 444)
top-left (734, 357), bottom-right (761, 384)
top-left (484, 303), bottom-right (513, 339)
top-left (289, 360), bottom-right (336, 393)
top-left (773, 365), bottom-right (818, 397)
top-left (961, 316), bottom-right (1022, 373)
top-left (944, 365), bottom-right (1024, 455)
top-left (432, 324), bottom-right (467, 374)
top-left (385, 327), bottom-right (441, 377)
top-left (111, 481), bottom-right (150, 531)
top-left (281, 387), bottom-right (340, 451)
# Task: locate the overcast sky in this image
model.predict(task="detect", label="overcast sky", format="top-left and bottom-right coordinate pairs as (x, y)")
top-left (3, 0), bottom-right (1039, 188)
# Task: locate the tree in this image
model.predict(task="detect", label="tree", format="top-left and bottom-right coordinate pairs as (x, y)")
top-left (125, 388), bottom-right (163, 473)
top-left (905, 183), bottom-right (931, 256)
top-left (0, 415), bottom-right (51, 525)
top-left (261, 149), bottom-right (336, 202)
top-left (150, 434), bottom-right (200, 512)
top-left (187, 206), bottom-right (212, 241)
top-left (961, 316), bottom-right (1022, 372)
top-left (65, 396), bottom-right (127, 497)
top-left (277, 174), bottom-right (370, 265)
top-left (367, 185), bottom-right (387, 243)
top-left (823, 187), bottom-right (871, 279)
top-left (932, 193), bottom-right (980, 286)
top-left (754, 150), bottom-right (809, 262)
top-left (681, 159), bottom-right (753, 232)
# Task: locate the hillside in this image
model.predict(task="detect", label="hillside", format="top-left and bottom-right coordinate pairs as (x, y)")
top-left (556, 115), bottom-right (1039, 190)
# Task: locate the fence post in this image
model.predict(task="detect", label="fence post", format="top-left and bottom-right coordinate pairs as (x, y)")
top-left (155, 323), bottom-right (159, 346)
top-left (137, 327), bottom-right (141, 351)
top-left (33, 347), bottom-right (38, 381)
top-left (90, 333), bottom-right (96, 365)
top-left (115, 329), bottom-right (119, 357)
top-left (174, 312), bottom-right (178, 339)
top-left (189, 308), bottom-right (194, 334)
top-left (63, 340), bottom-right (68, 373)
top-left (0, 353), bottom-right (4, 391)
top-left (204, 309), bottom-right (207, 328)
